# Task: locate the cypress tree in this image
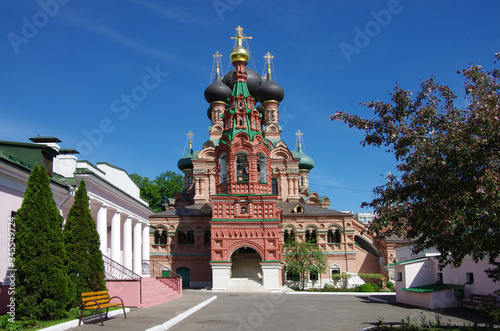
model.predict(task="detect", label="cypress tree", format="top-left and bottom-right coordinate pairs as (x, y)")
top-left (63, 180), bottom-right (106, 306)
top-left (14, 163), bottom-right (71, 319)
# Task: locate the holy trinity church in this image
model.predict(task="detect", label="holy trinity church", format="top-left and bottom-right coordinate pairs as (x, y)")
top-left (149, 27), bottom-right (400, 291)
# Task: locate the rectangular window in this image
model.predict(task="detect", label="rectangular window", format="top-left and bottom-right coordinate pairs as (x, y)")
top-left (397, 272), bottom-right (403, 281)
top-left (436, 272), bottom-right (443, 283)
top-left (310, 271), bottom-right (318, 281)
top-left (465, 272), bottom-right (474, 284)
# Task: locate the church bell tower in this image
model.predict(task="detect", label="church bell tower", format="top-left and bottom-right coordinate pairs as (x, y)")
top-left (208, 27), bottom-right (283, 291)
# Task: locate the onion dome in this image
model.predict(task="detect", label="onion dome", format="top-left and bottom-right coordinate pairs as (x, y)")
top-left (206, 106), bottom-right (212, 120)
top-left (230, 43), bottom-right (250, 62)
top-left (230, 26), bottom-right (251, 62)
top-left (223, 67), bottom-right (262, 96)
top-left (177, 142), bottom-right (194, 171)
top-left (204, 65), bottom-right (232, 104)
top-left (256, 65), bottom-right (284, 103)
top-left (256, 104), bottom-right (265, 114)
top-left (296, 139), bottom-right (315, 171)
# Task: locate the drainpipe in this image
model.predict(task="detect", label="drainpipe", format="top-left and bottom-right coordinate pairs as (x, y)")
top-left (58, 184), bottom-right (75, 214)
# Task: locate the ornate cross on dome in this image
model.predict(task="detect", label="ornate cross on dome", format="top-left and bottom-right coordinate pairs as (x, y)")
top-left (231, 25), bottom-right (252, 46)
top-left (212, 51), bottom-right (223, 65)
top-left (187, 130), bottom-right (194, 148)
top-left (296, 130), bottom-right (303, 148)
top-left (263, 52), bottom-right (274, 65)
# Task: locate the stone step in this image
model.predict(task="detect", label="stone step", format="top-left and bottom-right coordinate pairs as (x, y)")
top-left (139, 277), bottom-right (182, 308)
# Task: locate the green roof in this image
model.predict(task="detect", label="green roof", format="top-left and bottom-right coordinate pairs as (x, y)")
top-left (402, 283), bottom-right (464, 293)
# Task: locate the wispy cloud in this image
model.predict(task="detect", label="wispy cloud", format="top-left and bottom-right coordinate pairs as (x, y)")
top-left (59, 10), bottom-right (178, 63)
top-left (130, 0), bottom-right (208, 25)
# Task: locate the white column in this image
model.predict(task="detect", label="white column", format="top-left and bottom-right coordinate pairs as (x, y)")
top-left (142, 223), bottom-right (150, 262)
top-left (123, 216), bottom-right (133, 270)
top-left (133, 220), bottom-right (142, 275)
top-left (97, 204), bottom-right (108, 256)
top-left (111, 211), bottom-right (122, 263)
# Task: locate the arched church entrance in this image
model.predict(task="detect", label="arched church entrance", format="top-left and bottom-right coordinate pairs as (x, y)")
top-left (230, 247), bottom-right (262, 283)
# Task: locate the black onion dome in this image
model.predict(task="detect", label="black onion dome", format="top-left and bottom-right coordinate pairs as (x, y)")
top-left (256, 104), bottom-right (265, 114)
top-left (222, 67), bottom-right (262, 96)
top-left (204, 71), bottom-right (232, 104)
top-left (256, 71), bottom-right (284, 103)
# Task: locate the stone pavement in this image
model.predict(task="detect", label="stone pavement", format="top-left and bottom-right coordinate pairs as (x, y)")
top-left (68, 290), bottom-right (215, 331)
top-left (68, 290), bottom-right (493, 331)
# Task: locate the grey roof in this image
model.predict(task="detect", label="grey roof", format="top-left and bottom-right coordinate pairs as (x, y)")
top-left (277, 202), bottom-right (351, 217)
top-left (150, 204), bottom-right (212, 218)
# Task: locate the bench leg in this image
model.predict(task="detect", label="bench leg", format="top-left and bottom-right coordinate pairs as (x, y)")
top-left (122, 304), bottom-right (127, 319)
top-left (79, 309), bottom-right (85, 326)
top-left (99, 309), bottom-right (104, 326)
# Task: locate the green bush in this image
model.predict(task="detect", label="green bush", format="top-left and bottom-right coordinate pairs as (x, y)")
top-left (359, 283), bottom-right (375, 292)
top-left (386, 281), bottom-right (395, 291)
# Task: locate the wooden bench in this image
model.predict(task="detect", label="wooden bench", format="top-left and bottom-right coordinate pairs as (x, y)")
top-left (461, 293), bottom-right (498, 310)
top-left (79, 290), bottom-right (127, 326)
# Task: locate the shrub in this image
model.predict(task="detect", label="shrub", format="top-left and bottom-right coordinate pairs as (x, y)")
top-left (386, 281), bottom-right (395, 291)
top-left (359, 283), bottom-right (375, 292)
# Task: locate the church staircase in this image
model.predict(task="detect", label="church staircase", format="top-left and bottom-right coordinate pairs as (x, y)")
top-left (103, 256), bottom-right (182, 308)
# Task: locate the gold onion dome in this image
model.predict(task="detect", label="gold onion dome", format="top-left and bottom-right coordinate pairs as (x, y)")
top-left (230, 44), bottom-right (250, 62)
top-left (230, 25), bottom-right (251, 63)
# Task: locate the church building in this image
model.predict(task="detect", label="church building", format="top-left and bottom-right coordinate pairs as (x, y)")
top-left (149, 27), bottom-right (396, 291)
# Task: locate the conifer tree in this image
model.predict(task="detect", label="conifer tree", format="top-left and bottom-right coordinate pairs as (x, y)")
top-left (14, 163), bottom-right (71, 319)
top-left (63, 180), bottom-right (106, 306)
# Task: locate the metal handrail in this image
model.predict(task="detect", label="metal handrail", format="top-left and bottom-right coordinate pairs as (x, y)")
top-left (103, 255), bottom-right (141, 280)
top-left (142, 260), bottom-right (181, 278)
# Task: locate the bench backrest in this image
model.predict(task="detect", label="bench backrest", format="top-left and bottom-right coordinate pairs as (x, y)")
top-left (471, 294), bottom-right (496, 302)
top-left (81, 290), bottom-right (111, 308)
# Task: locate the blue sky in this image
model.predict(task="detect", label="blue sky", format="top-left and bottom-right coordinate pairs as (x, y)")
top-left (1, 0), bottom-right (499, 213)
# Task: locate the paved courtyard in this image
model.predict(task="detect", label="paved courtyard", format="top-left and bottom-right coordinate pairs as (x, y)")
top-left (71, 290), bottom-right (492, 331)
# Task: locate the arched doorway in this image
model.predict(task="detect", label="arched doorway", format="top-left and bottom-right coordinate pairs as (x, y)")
top-left (176, 267), bottom-right (190, 288)
top-left (230, 247), bottom-right (262, 281)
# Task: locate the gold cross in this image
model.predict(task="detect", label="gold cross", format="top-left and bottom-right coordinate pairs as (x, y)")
top-left (295, 129), bottom-right (303, 141)
top-left (263, 52), bottom-right (274, 65)
top-left (231, 25), bottom-right (252, 46)
top-left (212, 51), bottom-right (223, 65)
top-left (187, 130), bottom-right (194, 142)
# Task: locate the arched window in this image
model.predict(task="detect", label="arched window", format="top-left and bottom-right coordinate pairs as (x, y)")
top-left (305, 229), bottom-right (317, 243)
top-left (178, 231), bottom-right (187, 245)
top-left (154, 230), bottom-right (160, 245)
top-left (236, 153), bottom-right (249, 182)
top-left (272, 178), bottom-right (278, 195)
top-left (160, 230), bottom-right (168, 245)
top-left (327, 229), bottom-right (342, 244)
top-left (187, 231), bottom-right (195, 245)
top-left (240, 206), bottom-right (247, 214)
top-left (330, 264), bottom-right (341, 276)
top-left (269, 110), bottom-right (274, 122)
top-left (284, 229), bottom-right (295, 243)
top-left (257, 155), bottom-right (267, 183)
top-left (219, 154), bottom-right (227, 183)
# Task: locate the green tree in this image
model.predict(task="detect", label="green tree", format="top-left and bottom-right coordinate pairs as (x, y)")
top-left (331, 53), bottom-right (500, 280)
top-left (13, 163), bottom-right (71, 319)
top-left (130, 171), bottom-right (184, 212)
top-left (63, 180), bottom-right (106, 307)
top-left (283, 241), bottom-right (328, 290)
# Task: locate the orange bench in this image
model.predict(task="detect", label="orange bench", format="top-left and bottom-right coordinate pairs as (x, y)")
top-left (79, 290), bottom-right (127, 326)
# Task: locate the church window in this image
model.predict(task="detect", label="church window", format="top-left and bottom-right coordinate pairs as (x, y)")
top-left (286, 269), bottom-right (300, 282)
top-left (309, 271), bottom-right (318, 281)
top-left (305, 229), bottom-right (317, 243)
top-left (236, 153), bottom-right (249, 182)
top-left (241, 206), bottom-right (247, 214)
top-left (272, 178), bottom-right (278, 195)
top-left (178, 229), bottom-right (194, 245)
top-left (154, 230), bottom-right (160, 245)
top-left (257, 155), bottom-right (267, 183)
top-left (204, 230), bottom-right (211, 245)
top-left (269, 111), bottom-right (274, 122)
top-left (331, 266), bottom-right (340, 276)
top-left (284, 229), bottom-right (295, 243)
top-left (327, 229), bottom-right (341, 244)
top-left (160, 230), bottom-right (168, 245)
top-left (219, 155), bottom-right (227, 183)
top-left (300, 176), bottom-right (305, 187)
